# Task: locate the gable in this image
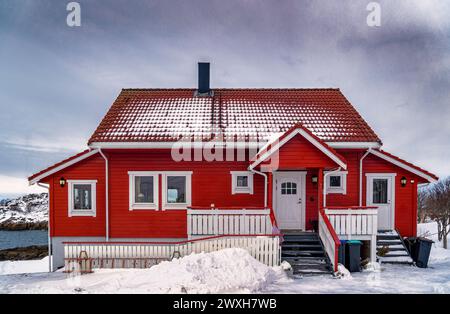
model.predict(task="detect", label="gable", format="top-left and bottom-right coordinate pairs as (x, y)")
top-left (250, 125), bottom-right (347, 171)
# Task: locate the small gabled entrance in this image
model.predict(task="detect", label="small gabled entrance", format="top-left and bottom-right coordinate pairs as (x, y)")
top-left (273, 171), bottom-right (306, 230)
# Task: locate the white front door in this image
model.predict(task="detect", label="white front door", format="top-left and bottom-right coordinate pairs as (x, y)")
top-left (367, 174), bottom-right (395, 230)
top-left (274, 172), bottom-right (306, 230)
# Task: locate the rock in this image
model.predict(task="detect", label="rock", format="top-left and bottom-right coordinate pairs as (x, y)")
top-left (0, 193), bottom-right (48, 231)
top-left (0, 245), bottom-right (48, 261)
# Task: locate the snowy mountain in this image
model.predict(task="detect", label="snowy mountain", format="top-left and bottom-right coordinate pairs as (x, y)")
top-left (0, 193), bottom-right (48, 230)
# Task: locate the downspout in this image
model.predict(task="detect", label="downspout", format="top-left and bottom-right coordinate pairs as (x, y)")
top-left (249, 168), bottom-right (267, 207)
top-left (99, 149), bottom-right (109, 242)
top-left (323, 167), bottom-right (342, 208)
top-left (359, 149), bottom-right (371, 206)
top-left (37, 182), bottom-right (51, 272)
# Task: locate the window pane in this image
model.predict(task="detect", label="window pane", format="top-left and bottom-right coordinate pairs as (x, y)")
top-left (73, 184), bottom-right (92, 210)
top-left (330, 176), bottom-right (341, 187)
top-left (237, 176), bottom-right (248, 187)
top-left (167, 176), bottom-right (186, 203)
top-left (373, 179), bottom-right (388, 204)
top-left (135, 176), bottom-right (154, 203)
top-left (281, 182), bottom-right (297, 195)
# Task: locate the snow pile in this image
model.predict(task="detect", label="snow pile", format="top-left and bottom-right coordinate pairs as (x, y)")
top-left (337, 264), bottom-right (352, 280)
top-left (117, 248), bottom-right (282, 293)
top-left (0, 193), bottom-right (48, 228)
top-left (0, 248), bottom-right (286, 294)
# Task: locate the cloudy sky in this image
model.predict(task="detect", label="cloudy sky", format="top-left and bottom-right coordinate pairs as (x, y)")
top-left (0, 0), bottom-right (449, 198)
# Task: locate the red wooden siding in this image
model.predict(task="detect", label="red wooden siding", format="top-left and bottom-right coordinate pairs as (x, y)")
top-left (361, 153), bottom-right (422, 237)
top-left (65, 149), bottom-right (263, 239)
top-left (48, 154), bottom-right (106, 237)
top-left (44, 148), bottom-right (422, 239)
top-left (261, 134), bottom-right (337, 170)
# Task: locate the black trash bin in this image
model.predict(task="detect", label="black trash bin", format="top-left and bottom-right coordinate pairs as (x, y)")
top-left (338, 240), bottom-right (347, 265)
top-left (406, 237), bottom-right (434, 268)
top-left (345, 240), bottom-right (362, 272)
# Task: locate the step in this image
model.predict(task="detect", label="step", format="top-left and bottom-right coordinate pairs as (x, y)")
top-left (283, 244), bottom-right (322, 249)
top-left (282, 251), bottom-right (325, 257)
top-left (293, 269), bottom-right (332, 276)
top-left (282, 249), bottom-right (323, 255)
top-left (382, 253), bottom-right (410, 258)
top-left (283, 238), bottom-right (320, 243)
top-left (282, 243), bottom-right (320, 248)
top-left (377, 235), bottom-right (401, 240)
top-left (377, 247), bottom-right (407, 252)
top-left (377, 240), bottom-right (403, 246)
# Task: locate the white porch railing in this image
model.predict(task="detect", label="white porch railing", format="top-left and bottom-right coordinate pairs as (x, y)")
top-left (63, 235), bottom-right (281, 272)
top-left (318, 209), bottom-right (340, 273)
top-left (324, 207), bottom-right (378, 239)
top-left (187, 208), bottom-right (273, 238)
top-left (322, 206), bottom-right (378, 265)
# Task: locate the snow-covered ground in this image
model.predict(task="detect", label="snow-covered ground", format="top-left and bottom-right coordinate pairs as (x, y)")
top-left (1, 223), bottom-right (449, 294)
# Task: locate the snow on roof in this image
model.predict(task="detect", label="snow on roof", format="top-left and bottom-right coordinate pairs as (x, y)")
top-left (88, 89), bottom-right (381, 144)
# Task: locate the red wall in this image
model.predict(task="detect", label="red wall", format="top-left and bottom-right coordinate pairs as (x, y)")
top-left (48, 149), bottom-right (264, 239)
top-left (45, 148), bottom-right (422, 239)
top-left (262, 134), bottom-right (337, 170)
top-left (48, 154), bottom-right (106, 237)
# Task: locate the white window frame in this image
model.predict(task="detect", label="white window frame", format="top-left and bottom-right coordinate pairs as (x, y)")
top-left (128, 171), bottom-right (159, 210)
top-left (230, 171), bottom-right (254, 195)
top-left (325, 171), bottom-right (348, 194)
top-left (68, 180), bottom-right (97, 217)
top-left (162, 171), bottom-right (192, 210)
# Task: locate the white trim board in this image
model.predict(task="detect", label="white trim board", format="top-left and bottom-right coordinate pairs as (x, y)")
top-left (29, 149), bottom-right (99, 185)
top-left (89, 141), bottom-right (381, 150)
top-left (369, 150), bottom-right (437, 183)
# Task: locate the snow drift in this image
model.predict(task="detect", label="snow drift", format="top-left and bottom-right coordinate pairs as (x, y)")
top-left (116, 248), bottom-right (283, 293)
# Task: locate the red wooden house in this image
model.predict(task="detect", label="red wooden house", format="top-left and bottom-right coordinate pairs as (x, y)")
top-left (29, 63), bottom-right (438, 274)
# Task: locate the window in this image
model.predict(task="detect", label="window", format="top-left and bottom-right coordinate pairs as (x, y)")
top-left (162, 172), bottom-right (192, 209)
top-left (281, 182), bottom-right (297, 195)
top-left (129, 172), bottom-right (158, 210)
top-left (325, 171), bottom-right (347, 194)
top-left (230, 171), bottom-right (254, 194)
top-left (68, 180), bottom-right (97, 217)
top-left (372, 178), bottom-right (388, 204)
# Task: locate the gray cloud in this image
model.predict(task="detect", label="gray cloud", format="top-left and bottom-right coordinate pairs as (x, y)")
top-left (0, 0), bottom-right (449, 196)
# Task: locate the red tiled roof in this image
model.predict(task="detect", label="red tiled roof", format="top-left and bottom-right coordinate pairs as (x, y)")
top-left (88, 89), bottom-right (381, 144)
top-left (371, 149), bottom-right (438, 182)
top-left (28, 149), bottom-right (98, 183)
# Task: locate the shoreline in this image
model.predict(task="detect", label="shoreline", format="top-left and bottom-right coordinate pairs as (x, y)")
top-left (0, 245), bottom-right (48, 261)
top-left (0, 221), bottom-right (48, 231)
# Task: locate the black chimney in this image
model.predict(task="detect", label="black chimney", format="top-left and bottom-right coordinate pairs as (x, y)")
top-left (197, 62), bottom-right (210, 95)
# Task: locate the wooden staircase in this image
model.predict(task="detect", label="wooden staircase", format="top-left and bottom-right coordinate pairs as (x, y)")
top-left (281, 232), bottom-right (333, 276)
top-left (376, 230), bottom-right (413, 265)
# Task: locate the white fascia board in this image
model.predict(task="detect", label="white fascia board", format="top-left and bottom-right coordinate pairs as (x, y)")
top-left (29, 149), bottom-right (99, 185)
top-left (326, 142), bottom-right (382, 149)
top-left (369, 150), bottom-right (437, 183)
top-left (89, 142), bottom-right (262, 149)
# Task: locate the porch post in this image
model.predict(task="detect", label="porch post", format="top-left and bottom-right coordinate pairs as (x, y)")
top-left (267, 172), bottom-right (275, 228)
top-left (370, 234), bottom-right (377, 263)
top-left (317, 169), bottom-right (324, 210)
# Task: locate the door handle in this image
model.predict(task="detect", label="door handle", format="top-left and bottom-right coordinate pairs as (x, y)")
top-left (298, 199), bottom-right (302, 204)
